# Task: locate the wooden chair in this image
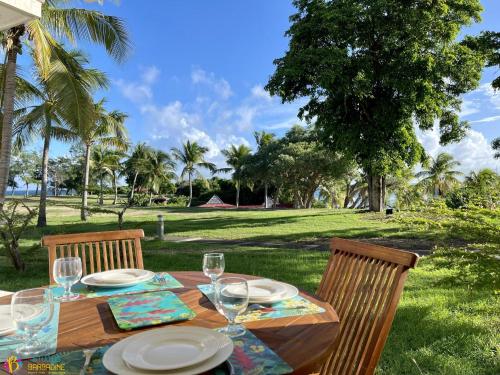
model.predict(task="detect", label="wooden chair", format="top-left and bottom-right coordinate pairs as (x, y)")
top-left (42, 229), bottom-right (145, 284)
top-left (316, 238), bottom-right (418, 375)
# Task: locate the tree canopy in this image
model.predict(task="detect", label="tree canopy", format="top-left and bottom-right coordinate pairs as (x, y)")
top-left (266, 0), bottom-right (485, 211)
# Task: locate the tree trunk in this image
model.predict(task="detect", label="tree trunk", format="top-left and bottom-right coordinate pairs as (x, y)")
top-left (264, 183), bottom-right (268, 208)
top-left (367, 174), bottom-right (385, 212)
top-left (112, 172), bottom-right (118, 205)
top-left (130, 171), bottom-right (138, 200)
top-left (11, 187), bottom-right (15, 196)
top-left (24, 182), bottom-right (29, 197)
top-left (344, 182), bottom-right (350, 208)
top-left (0, 26), bottom-right (24, 208)
top-left (37, 125), bottom-right (51, 227)
top-left (236, 181), bottom-right (240, 208)
top-left (148, 190), bottom-right (153, 206)
top-left (35, 184), bottom-right (39, 196)
top-left (187, 172), bottom-right (192, 207)
top-left (99, 177), bottom-right (104, 205)
top-left (81, 144), bottom-right (91, 221)
top-left (8, 242), bottom-right (25, 271)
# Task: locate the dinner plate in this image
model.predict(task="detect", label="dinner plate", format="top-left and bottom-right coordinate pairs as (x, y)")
top-left (224, 279), bottom-right (286, 301)
top-left (81, 269), bottom-right (155, 288)
top-left (122, 327), bottom-right (222, 371)
top-left (0, 305), bottom-right (15, 336)
top-left (249, 281), bottom-right (299, 304)
top-left (103, 327), bottom-right (234, 375)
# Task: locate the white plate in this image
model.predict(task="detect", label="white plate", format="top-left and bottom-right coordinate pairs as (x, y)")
top-left (81, 269), bottom-right (155, 288)
top-left (103, 327), bottom-right (234, 375)
top-left (249, 281), bottom-right (299, 304)
top-left (0, 305), bottom-right (15, 336)
top-left (122, 327), bottom-right (222, 371)
top-left (224, 279), bottom-right (286, 301)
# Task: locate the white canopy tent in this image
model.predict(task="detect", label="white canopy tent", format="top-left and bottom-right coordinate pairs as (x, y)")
top-left (0, 0), bottom-right (43, 31)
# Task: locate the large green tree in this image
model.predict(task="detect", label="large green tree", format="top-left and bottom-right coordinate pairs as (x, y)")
top-left (172, 141), bottom-right (216, 207)
top-left (0, 0), bottom-right (129, 207)
top-left (124, 143), bottom-right (153, 200)
top-left (266, 0), bottom-right (484, 211)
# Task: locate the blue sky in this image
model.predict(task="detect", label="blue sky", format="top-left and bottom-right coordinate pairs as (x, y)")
top-left (18, 0), bottom-right (500, 173)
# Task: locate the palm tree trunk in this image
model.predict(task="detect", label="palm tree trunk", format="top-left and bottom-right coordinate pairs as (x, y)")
top-left (81, 144), bottom-right (91, 221)
top-left (99, 177), bottom-right (104, 205)
top-left (148, 190), bottom-right (153, 206)
top-left (264, 183), bottom-right (268, 208)
top-left (112, 172), bottom-right (118, 205)
top-left (37, 127), bottom-right (51, 227)
top-left (35, 184), bottom-right (39, 196)
top-left (0, 26), bottom-right (24, 208)
top-left (236, 181), bottom-right (240, 208)
top-left (24, 182), bottom-right (29, 197)
top-left (187, 172), bottom-right (193, 207)
top-left (130, 171), bottom-right (139, 200)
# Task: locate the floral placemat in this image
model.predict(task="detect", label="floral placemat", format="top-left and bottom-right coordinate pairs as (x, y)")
top-left (49, 272), bottom-right (183, 300)
top-left (0, 303), bottom-right (60, 363)
top-left (198, 283), bottom-right (325, 323)
top-left (17, 329), bottom-right (292, 374)
top-left (108, 290), bottom-right (196, 330)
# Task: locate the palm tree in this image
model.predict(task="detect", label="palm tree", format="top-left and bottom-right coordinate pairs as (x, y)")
top-left (107, 150), bottom-right (126, 205)
top-left (416, 152), bottom-right (462, 197)
top-left (171, 141), bottom-right (216, 207)
top-left (77, 100), bottom-right (128, 220)
top-left (221, 144), bottom-right (252, 208)
top-left (142, 150), bottom-right (176, 205)
top-left (0, 0), bottom-right (130, 206)
top-left (253, 131), bottom-right (275, 208)
top-left (124, 143), bottom-right (153, 200)
top-left (91, 146), bottom-right (113, 205)
top-left (14, 48), bottom-right (107, 226)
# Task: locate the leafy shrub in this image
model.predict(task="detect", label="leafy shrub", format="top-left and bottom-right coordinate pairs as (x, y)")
top-left (166, 195), bottom-right (189, 207)
top-left (129, 193), bottom-right (150, 207)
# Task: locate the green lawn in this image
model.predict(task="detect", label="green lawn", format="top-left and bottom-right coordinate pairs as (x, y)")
top-left (1, 196), bottom-right (498, 374)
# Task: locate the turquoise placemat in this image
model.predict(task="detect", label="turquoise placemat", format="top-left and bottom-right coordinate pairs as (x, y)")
top-left (198, 283), bottom-right (325, 323)
top-left (50, 272), bottom-right (183, 300)
top-left (108, 290), bottom-right (196, 330)
top-left (0, 303), bottom-right (60, 363)
top-left (20, 329), bottom-right (292, 374)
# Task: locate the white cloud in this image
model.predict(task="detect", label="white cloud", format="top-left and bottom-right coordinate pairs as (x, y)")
top-left (191, 68), bottom-right (233, 99)
top-left (115, 65), bottom-right (160, 103)
top-left (477, 83), bottom-right (500, 110)
top-left (459, 99), bottom-right (480, 117)
top-left (141, 101), bottom-right (200, 138)
top-left (470, 115), bottom-right (500, 124)
top-left (141, 66), bottom-right (160, 84)
top-left (417, 124), bottom-right (499, 174)
top-left (251, 84), bottom-right (272, 102)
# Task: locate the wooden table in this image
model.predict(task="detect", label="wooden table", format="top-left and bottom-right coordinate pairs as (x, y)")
top-left (1, 272), bottom-right (339, 374)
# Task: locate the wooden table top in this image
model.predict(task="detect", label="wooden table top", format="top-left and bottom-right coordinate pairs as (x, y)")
top-left (1, 271), bottom-right (339, 375)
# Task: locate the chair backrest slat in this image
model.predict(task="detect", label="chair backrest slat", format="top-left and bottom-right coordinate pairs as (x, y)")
top-left (318, 238), bottom-right (417, 375)
top-left (42, 230), bottom-right (145, 284)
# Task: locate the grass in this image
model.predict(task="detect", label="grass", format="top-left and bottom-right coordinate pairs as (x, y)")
top-left (1, 195), bottom-right (499, 374)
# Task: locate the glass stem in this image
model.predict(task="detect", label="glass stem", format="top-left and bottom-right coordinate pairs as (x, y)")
top-left (64, 283), bottom-right (71, 297)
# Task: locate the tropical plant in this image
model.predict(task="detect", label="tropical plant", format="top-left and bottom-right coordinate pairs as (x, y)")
top-left (0, 200), bottom-right (37, 271)
top-left (14, 48), bottom-right (107, 226)
top-left (77, 100), bottom-right (128, 220)
top-left (172, 141), bottom-right (216, 207)
top-left (0, 0), bottom-right (130, 206)
top-left (252, 131), bottom-right (276, 208)
top-left (142, 149), bottom-right (176, 205)
top-left (220, 144), bottom-right (252, 207)
top-left (416, 153), bottom-right (462, 197)
top-left (446, 168), bottom-right (500, 209)
top-left (124, 143), bottom-right (153, 200)
top-left (266, 0), bottom-right (484, 211)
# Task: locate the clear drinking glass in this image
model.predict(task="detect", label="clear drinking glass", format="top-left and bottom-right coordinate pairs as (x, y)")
top-left (11, 288), bottom-right (54, 358)
top-left (53, 257), bottom-right (82, 301)
top-left (215, 277), bottom-right (249, 337)
top-left (203, 253), bottom-right (225, 288)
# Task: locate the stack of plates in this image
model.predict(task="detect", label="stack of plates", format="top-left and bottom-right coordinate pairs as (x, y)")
top-left (81, 269), bottom-right (155, 288)
top-left (0, 305), bottom-right (15, 336)
top-left (225, 279), bottom-right (299, 304)
top-left (103, 326), bottom-right (234, 375)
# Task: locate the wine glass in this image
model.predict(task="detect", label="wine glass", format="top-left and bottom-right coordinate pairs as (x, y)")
top-left (215, 277), bottom-right (249, 337)
top-left (203, 253), bottom-right (225, 289)
top-left (11, 288), bottom-right (54, 357)
top-left (53, 257), bottom-right (82, 301)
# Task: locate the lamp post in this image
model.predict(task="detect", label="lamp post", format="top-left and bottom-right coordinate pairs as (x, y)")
top-left (0, 0), bottom-right (44, 31)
